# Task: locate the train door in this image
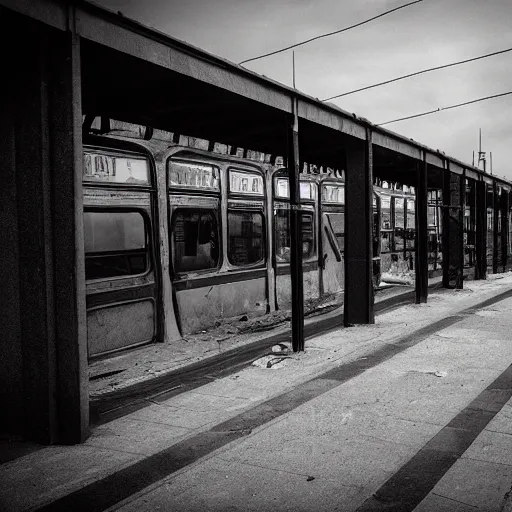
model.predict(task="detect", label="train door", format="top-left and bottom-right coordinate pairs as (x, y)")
top-left (319, 180), bottom-right (345, 299)
top-left (167, 155), bottom-right (268, 334)
top-left (273, 174), bottom-right (319, 310)
top-left (83, 144), bottom-right (159, 358)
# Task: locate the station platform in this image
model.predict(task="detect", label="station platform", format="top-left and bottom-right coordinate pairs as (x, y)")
top-left (2, 274), bottom-right (512, 511)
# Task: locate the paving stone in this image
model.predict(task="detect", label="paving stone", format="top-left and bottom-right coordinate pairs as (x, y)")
top-left (0, 445), bottom-right (142, 512)
top-left (414, 493), bottom-right (480, 512)
top-left (428, 457), bottom-right (512, 510)
top-left (116, 456), bottom-right (371, 512)
top-left (461, 430), bottom-right (512, 466)
top-left (128, 403), bottom-right (238, 430)
top-left (86, 417), bottom-right (191, 455)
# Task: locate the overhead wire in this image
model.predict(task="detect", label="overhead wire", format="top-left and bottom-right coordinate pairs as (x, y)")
top-left (238, 0), bottom-right (423, 66)
top-left (376, 90), bottom-right (512, 126)
top-left (323, 46), bottom-right (512, 101)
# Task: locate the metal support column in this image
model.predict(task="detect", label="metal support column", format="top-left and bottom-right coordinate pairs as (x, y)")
top-left (475, 180), bottom-right (487, 280)
top-left (457, 170), bottom-right (466, 289)
top-left (442, 167), bottom-right (451, 288)
top-left (287, 101), bottom-right (304, 352)
top-left (415, 156), bottom-right (428, 303)
top-left (344, 128), bottom-right (374, 325)
top-left (502, 190), bottom-right (510, 271)
top-left (493, 182), bottom-right (499, 274)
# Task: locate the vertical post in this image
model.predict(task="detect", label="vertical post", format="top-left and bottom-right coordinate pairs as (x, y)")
top-left (442, 166), bottom-right (451, 288)
top-left (287, 99), bottom-right (304, 352)
top-left (14, 29), bottom-right (58, 443)
top-left (502, 190), bottom-right (509, 271)
top-left (456, 170), bottom-right (466, 289)
top-left (493, 183), bottom-right (499, 274)
top-left (9, 18), bottom-right (88, 444)
top-left (475, 180), bottom-right (487, 279)
top-left (487, 183), bottom-right (494, 273)
top-left (344, 128), bottom-right (374, 325)
top-left (49, 24), bottom-right (89, 443)
top-left (415, 156), bottom-right (428, 302)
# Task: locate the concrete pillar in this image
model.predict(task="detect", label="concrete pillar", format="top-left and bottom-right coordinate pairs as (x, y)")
top-left (1, 15), bottom-right (88, 443)
top-left (344, 129), bottom-right (374, 325)
top-left (415, 157), bottom-right (428, 303)
top-left (475, 180), bottom-right (487, 280)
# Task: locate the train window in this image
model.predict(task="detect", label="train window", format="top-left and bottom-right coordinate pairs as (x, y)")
top-left (275, 178), bottom-right (317, 200)
top-left (275, 209), bottom-right (315, 262)
top-left (381, 196), bottom-right (391, 229)
top-left (381, 232), bottom-right (392, 253)
top-left (228, 210), bottom-right (264, 266)
top-left (394, 198), bottom-right (405, 228)
top-left (406, 200), bottom-right (415, 229)
top-left (229, 170), bottom-right (264, 196)
top-left (394, 198), bottom-right (405, 251)
top-left (169, 161), bottom-right (220, 191)
top-left (406, 200), bottom-right (415, 249)
top-left (380, 196), bottom-right (392, 253)
top-left (326, 213), bottom-right (345, 252)
top-left (302, 213), bottom-right (315, 257)
top-left (83, 151), bottom-right (149, 185)
top-left (322, 184), bottom-right (345, 204)
top-left (171, 209), bottom-right (219, 273)
top-left (84, 210), bottom-right (148, 280)
top-left (487, 208), bottom-right (494, 231)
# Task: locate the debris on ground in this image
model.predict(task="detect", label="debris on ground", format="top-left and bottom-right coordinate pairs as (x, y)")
top-left (252, 355), bottom-right (292, 369)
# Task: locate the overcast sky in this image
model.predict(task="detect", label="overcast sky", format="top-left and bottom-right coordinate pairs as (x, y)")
top-left (96, 0), bottom-right (512, 179)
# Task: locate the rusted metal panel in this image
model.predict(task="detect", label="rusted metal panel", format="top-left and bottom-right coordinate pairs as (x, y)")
top-left (372, 131), bottom-right (422, 160)
top-left (175, 278), bottom-right (267, 334)
top-left (425, 152), bottom-right (444, 169)
top-left (87, 300), bottom-right (155, 356)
